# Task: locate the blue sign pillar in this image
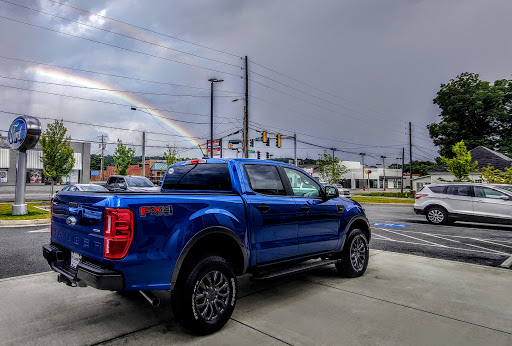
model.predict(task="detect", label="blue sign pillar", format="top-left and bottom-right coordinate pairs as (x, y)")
top-left (8, 116), bottom-right (41, 215)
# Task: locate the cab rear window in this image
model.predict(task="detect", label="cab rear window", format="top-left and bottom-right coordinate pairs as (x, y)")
top-left (162, 164), bottom-right (232, 191)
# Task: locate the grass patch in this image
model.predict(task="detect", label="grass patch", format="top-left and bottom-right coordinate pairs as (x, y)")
top-left (351, 196), bottom-right (415, 204)
top-left (360, 192), bottom-right (415, 198)
top-left (0, 202), bottom-right (51, 220)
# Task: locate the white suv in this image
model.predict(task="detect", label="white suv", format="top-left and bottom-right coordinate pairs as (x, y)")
top-left (414, 183), bottom-right (512, 225)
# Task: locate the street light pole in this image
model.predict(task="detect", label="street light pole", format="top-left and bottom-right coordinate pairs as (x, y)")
top-left (381, 155), bottom-right (387, 191)
top-left (209, 78), bottom-right (224, 158)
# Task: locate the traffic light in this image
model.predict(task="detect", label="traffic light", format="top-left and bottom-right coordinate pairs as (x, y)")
top-left (276, 134), bottom-right (281, 148)
top-left (262, 131), bottom-right (267, 143)
top-left (229, 143), bottom-right (233, 149)
top-left (250, 139), bottom-right (254, 147)
top-left (257, 151), bottom-right (261, 159)
top-left (266, 152), bottom-right (270, 159)
top-left (266, 139), bottom-right (270, 146)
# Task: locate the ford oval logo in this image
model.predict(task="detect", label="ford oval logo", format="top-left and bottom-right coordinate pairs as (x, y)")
top-left (66, 216), bottom-right (77, 226)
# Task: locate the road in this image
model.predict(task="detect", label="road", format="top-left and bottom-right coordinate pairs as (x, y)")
top-left (0, 203), bottom-right (511, 280)
top-left (365, 204), bottom-right (512, 269)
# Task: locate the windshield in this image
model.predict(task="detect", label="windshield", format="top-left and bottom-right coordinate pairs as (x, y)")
top-left (81, 185), bottom-right (107, 191)
top-left (127, 177), bottom-right (155, 187)
top-left (496, 185), bottom-right (512, 193)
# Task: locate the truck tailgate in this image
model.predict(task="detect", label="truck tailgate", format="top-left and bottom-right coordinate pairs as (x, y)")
top-left (51, 193), bottom-right (108, 261)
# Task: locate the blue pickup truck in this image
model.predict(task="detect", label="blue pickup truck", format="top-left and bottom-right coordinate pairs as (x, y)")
top-left (43, 158), bottom-right (370, 334)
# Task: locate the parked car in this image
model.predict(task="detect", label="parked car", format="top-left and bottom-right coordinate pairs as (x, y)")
top-left (43, 158), bottom-right (370, 334)
top-left (106, 175), bottom-right (160, 192)
top-left (414, 183), bottom-right (512, 225)
top-left (334, 184), bottom-right (351, 197)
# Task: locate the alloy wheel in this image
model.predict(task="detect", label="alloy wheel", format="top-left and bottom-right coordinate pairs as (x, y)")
top-left (193, 270), bottom-right (231, 322)
top-left (350, 235), bottom-right (366, 272)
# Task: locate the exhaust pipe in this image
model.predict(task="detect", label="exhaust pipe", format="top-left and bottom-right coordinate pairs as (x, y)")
top-left (139, 290), bottom-right (160, 307)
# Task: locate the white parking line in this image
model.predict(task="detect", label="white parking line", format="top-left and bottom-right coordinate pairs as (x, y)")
top-left (424, 233), bottom-right (510, 256)
top-left (373, 228), bottom-right (510, 256)
top-left (500, 256), bottom-right (512, 268)
top-left (27, 228), bottom-right (50, 233)
top-left (377, 228), bottom-right (448, 247)
top-left (469, 238), bottom-right (512, 249)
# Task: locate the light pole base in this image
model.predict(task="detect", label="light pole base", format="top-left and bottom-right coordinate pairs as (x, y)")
top-left (12, 204), bottom-right (28, 215)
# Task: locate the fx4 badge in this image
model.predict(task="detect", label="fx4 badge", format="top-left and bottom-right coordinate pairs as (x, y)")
top-left (140, 205), bottom-right (173, 217)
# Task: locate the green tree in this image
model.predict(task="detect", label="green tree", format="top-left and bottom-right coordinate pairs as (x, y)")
top-left (480, 165), bottom-right (512, 184)
top-left (113, 140), bottom-right (135, 175)
top-left (441, 141), bottom-right (478, 181)
top-left (40, 120), bottom-right (75, 196)
top-left (428, 72), bottom-right (512, 157)
top-left (163, 144), bottom-right (180, 169)
top-left (316, 152), bottom-right (347, 184)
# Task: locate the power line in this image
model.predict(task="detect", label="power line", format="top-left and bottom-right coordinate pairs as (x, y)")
top-left (0, 0), bottom-right (241, 69)
top-left (248, 122), bottom-right (405, 149)
top-left (0, 83), bottom-right (240, 123)
top-left (250, 58), bottom-right (434, 129)
top-left (0, 75), bottom-right (241, 98)
top-left (0, 55), bottom-right (240, 94)
top-left (0, 110), bottom-right (206, 140)
top-left (249, 78), bottom-right (409, 138)
top-left (43, 0), bottom-right (241, 58)
top-left (0, 15), bottom-right (242, 77)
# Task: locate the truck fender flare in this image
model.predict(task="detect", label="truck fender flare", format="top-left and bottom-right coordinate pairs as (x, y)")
top-left (340, 215), bottom-right (370, 251)
top-left (170, 226), bottom-right (249, 287)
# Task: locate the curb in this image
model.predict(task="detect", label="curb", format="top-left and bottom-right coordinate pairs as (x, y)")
top-left (0, 218), bottom-right (51, 227)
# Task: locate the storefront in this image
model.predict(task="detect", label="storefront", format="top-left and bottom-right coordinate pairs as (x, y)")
top-left (0, 139), bottom-right (90, 186)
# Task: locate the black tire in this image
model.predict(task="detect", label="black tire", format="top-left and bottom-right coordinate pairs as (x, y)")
top-left (336, 229), bottom-right (369, 278)
top-left (171, 256), bottom-right (237, 335)
top-left (426, 206), bottom-right (448, 225)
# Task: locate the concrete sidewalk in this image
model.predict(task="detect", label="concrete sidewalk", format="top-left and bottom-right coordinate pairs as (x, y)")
top-left (1, 251), bottom-right (511, 345)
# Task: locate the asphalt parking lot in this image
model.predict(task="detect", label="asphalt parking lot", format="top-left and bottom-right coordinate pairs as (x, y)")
top-left (364, 204), bottom-right (512, 269)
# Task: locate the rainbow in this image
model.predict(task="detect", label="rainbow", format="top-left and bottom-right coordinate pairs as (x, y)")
top-left (28, 65), bottom-right (203, 153)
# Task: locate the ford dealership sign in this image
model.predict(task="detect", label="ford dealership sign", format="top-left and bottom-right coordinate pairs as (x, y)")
top-left (8, 115), bottom-right (41, 151)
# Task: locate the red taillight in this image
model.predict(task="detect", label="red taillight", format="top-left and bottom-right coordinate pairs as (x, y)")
top-left (415, 194), bottom-right (428, 199)
top-left (50, 202), bottom-right (54, 237)
top-left (103, 208), bottom-right (134, 259)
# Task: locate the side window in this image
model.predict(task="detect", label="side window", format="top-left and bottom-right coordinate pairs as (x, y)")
top-left (446, 185), bottom-right (471, 196)
top-left (283, 167), bottom-right (322, 198)
top-left (474, 186), bottom-right (508, 199)
top-left (245, 165), bottom-right (286, 196)
top-left (61, 186), bottom-right (70, 191)
top-left (428, 186), bottom-right (446, 194)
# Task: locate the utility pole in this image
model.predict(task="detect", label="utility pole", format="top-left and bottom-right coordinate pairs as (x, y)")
top-left (243, 56), bottom-right (249, 158)
top-left (100, 135), bottom-right (105, 181)
top-left (401, 147), bottom-right (405, 194)
top-left (293, 134), bottom-right (297, 166)
top-left (331, 148), bottom-right (336, 184)
top-left (208, 78), bottom-right (224, 158)
top-left (360, 153), bottom-right (366, 190)
top-left (141, 131), bottom-right (146, 177)
top-left (409, 121), bottom-right (413, 190)
top-left (381, 155), bottom-right (386, 190)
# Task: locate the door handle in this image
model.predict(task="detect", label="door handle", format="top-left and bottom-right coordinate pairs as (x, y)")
top-left (301, 204), bottom-right (311, 213)
top-left (256, 203), bottom-right (270, 213)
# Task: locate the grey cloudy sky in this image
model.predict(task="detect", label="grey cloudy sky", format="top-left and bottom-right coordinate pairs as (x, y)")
top-left (1, 0), bottom-right (511, 164)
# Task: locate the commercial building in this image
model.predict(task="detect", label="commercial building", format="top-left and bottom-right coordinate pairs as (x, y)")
top-left (302, 160), bottom-right (404, 189)
top-left (0, 136), bottom-right (90, 186)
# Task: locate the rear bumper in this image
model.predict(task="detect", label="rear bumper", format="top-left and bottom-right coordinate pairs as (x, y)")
top-left (43, 243), bottom-right (124, 290)
top-left (414, 208), bottom-right (424, 215)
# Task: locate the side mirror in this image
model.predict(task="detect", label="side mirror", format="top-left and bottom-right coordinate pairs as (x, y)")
top-left (119, 183), bottom-right (127, 190)
top-left (499, 195), bottom-right (511, 201)
top-left (325, 186), bottom-right (339, 199)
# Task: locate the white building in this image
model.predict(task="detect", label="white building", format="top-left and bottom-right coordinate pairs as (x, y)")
top-left (307, 160), bottom-right (404, 190)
